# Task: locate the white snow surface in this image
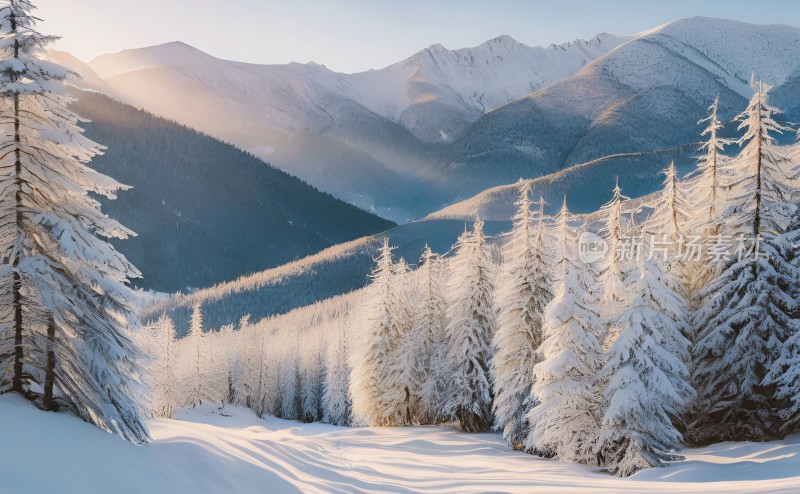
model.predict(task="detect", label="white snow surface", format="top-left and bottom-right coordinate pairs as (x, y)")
top-left (3, 394), bottom-right (800, 493)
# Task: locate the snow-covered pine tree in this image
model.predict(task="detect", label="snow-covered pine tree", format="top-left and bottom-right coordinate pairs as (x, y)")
top-left (248, 323), bottom-right (270, 416)
top-left (299, 334), bottom-right (324, 423)
top-left (649, 163), bottom-right (692, 244)
top-left (411, 245), bottom-right (448, 424)
top-left (209, 324), bottom-right (233, 407)
top-left (0, 0), bottom-right (147, 442)
top-left (181, 304), bottom-right (204, 407)
top-left (597, 179), bottom-right (630, 349)
top-left (690, 82), bottom-right (797, 444)
top-left (378, 257), bottom-right (418, 426)
top-left (350, 237), bottom-right (398, 426)
top-left (492, 185), bottom-right (553, 448)
top-left (684, 98), bottom-right (735, 332)
top-left (322, 316), bottom-right (351, 426)
top-left (279, 339), bottom-right (300, 420)
top-left (443, 218), bottom-right (496, 432)
top-left (150, 315), bottom-right (178, 418)
top-left (595, 255), bottom-right (694, 476)
top-left (262, 332), bottom-right (282, 417)
top-left (765, 310), bottom-right (800, 435)
top-left (687, 95), bottom-right (731, 225)
top-left (644, 163), bottom-right (693, 364)
top-left (228, 316), bottom-right (250, 406)
top-left (524, 198), bottom-right (603, 463)
top-left (762, 137), bottom-right (800, 437)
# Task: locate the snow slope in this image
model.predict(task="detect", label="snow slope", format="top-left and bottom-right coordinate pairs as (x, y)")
top-left (3, 395), bottom-right (799, 493)
top-left (429, 145), bottom-right (695, 221)
top-left (142, 219), bottom-right (511, 335)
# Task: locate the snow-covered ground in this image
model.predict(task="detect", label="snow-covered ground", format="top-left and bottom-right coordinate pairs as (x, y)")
top-left (0, 395), bottom-right (800, 494)
top-left (2, 394), bottom-right (799, 493)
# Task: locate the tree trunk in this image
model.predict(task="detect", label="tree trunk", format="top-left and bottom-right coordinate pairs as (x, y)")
top-left (10, 11), bottom-right (24, 394)
top-left (43, 314), bottom-right (57, 411)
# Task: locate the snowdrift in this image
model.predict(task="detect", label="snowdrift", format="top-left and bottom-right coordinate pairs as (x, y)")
top-left (3, 395), bottom-right (799, 494)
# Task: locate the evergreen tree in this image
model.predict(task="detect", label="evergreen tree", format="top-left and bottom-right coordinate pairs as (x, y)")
top-left (322, 317), bottom-right (352, 426)
top-left (763, 196), bottom-right (800, 436)
top-left (492, 185), bottom-right (553, 448)
top-left (351, 238), bottom-right (400, 426)
top-left (765, 313), bottom-right (800, 435)
top-left (524, 199), bottom-right (602, 463)
top-left (299, 336), bottom-right (324, 423)
top-left (378, 258), bottom-right (416, 425)
top-left (250, 323), bottom-right (270, 417)
top-left (443, 218), bottom-right (496, 432)
top-left (228, 317), bottom-right (250, 407)
top-left (644, 163), bottom-right (693, 364)
top-left (597, 179), bottom-right (630, 350)
top-left (182, 304), bottom-right (204, 407)
top-left (279, 340), bottom-right (300, 420)
top-left (595, 256), bottom-right (693, 476)
top-left (687, 95), bottom-right (731, 224)
top-left (684, 98), bottom-right (735, 340)
top-left (411, 245), bottom-right (448, 424)
top-left (690, 82), bottom-right (797, 444)
top-left (150, 315), bottom-right (178, 418)
top-left (0, 0), bottom-right (147, 441)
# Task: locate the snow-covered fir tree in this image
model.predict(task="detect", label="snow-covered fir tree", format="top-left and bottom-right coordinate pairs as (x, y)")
top-left (690, 82), bottom-right (798, 444)
top-left (765, 316), bottom-right (800, 435)
top-left (351, 238), bottom-right (400, 426)
top-left (763, 216), bottom-right (800, 436)
top-left (279, 339), bottom-right (301, 420)
top-left (322, 317), bottom-right (351, 426)
top-left (0, 0), bottom-right (147, 442)
top-left (181, 304), bottom-right (204, 407)
top-left (687, 95), bottom-right (731, 224)
top-left (644, 163), bottom-right (693, 363)
top-left (377, 257), bottom-right (416, 425)
top-left (299, 334), bottom-right (325, 422)
top-left (597, 179), bottom-right (630, 349)
top-left (524, 198), bottom-right (603, 463)
top-left (149, 315), bottom-right (178, 418)
top-left (228, 316), bottom-right (250, 406)
top-left (443, 218), bottom-right (496, 432)
top-left (649, 163), bottom-right (692, 243)
top-left (595, 255), bottom-right (694, 476)
top-left (492, 185), bottom-right (553, 448)
top-left (411, 245), bottom-right (449, 424)
top-left (684, 98), bottom-right (735, 327)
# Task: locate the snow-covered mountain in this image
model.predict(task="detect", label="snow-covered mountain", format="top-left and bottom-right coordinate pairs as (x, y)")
top-left (80, 34), bottom-right (627, 221)
top-left (80, 18), bottom-right (800, 221)
top-left (438, 17), bottom-right (800, 199)
top-left (343, 33), bottom-right (629, 142)
top-left (89, 34), bottom-right (627, 143)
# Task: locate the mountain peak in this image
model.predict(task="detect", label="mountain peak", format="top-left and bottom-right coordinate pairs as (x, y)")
top-left (89, 40), bottom-right (215, 79)
top-left (485, 34), bottom-right (521, 46)
top-left (424, 43), bottom-right (449, 54)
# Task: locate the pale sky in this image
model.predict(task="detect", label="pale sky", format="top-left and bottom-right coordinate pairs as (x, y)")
top-left (34, 0), bottom-right (800, 74)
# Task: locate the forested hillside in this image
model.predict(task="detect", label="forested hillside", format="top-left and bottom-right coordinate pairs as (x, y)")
top-left (70, 90), bottom-right (395, 292)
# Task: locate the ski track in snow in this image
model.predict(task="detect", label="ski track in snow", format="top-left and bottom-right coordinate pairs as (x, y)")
top-left (2, 395), bottom-right (800, 493)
